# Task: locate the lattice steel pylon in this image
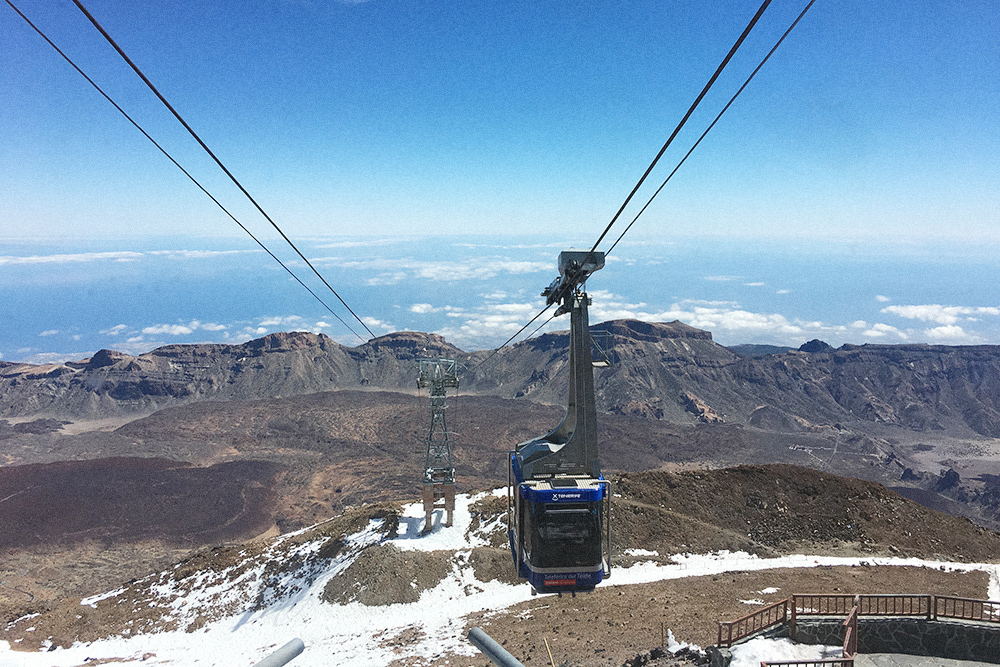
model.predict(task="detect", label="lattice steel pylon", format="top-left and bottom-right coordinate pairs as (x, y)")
top-left (417, 358), bottom-right (459, 532)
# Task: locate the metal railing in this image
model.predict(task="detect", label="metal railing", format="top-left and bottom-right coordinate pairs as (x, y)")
top-left (790, 593), bottom-right (932, 636)
top-left (761, 661), bottom-right (854, 667)
top-left (759, 604), bottom-right (858, 667)
top-left (725, 592), bottom-right (1000, 667)
top-left (792, 594), bottom-right (856, 616)
top-left (934, 595), bottom-right (1000, 623)
top-left (857, 594), bottom-right (930, 618)
top-left (717, 598), bottom-right (789, 647)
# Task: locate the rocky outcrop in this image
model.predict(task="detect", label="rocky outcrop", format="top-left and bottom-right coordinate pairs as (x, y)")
top-left (8, 323), bottom-right (1000, 438)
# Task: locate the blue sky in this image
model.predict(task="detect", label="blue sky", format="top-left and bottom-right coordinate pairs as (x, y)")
top-left (2, 1), bottom-right (999, 360)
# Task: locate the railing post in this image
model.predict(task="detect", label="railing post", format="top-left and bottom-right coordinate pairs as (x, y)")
top-left (790, 595), bottom-right (796, 640)
top-left (929, 595), bottom-right (935, 620)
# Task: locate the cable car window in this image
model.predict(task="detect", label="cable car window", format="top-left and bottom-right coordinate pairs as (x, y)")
top-left (530, 501), bottom-right (602, 568)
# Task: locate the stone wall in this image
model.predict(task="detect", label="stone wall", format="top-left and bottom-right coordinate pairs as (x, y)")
top-left (793, 617), bottom-right (1000, 664)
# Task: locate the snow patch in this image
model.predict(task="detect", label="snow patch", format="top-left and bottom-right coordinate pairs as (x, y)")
top-left (730, 637), bottom-right (841, 667)
top-left (624, 548), bottom-right (660, 557)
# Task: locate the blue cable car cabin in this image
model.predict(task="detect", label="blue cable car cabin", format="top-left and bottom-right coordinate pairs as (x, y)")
top-left (507, 250), bottom-right (611, 593)
top-left (509, 459), bottom-right (609, 591)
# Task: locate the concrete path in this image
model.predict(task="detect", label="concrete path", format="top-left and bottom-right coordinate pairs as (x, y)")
top-left (856, 654), bottom-right (995, 667)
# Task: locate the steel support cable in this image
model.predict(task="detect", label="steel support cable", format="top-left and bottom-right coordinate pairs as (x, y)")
top-left (568, 0), bottom-right (774, 287)
top-left (470, 303), bottom-right (554, 372)
top-left (524, 310), bottom-right (559, 342)
top-left (70, 0), bottom-right (376, 339)
top-left (606, 0), bottom-right (818, 255)
top-left (478, 0), bottom-right (774, 366)
top-left (3, 0), bottom-right (364, 342)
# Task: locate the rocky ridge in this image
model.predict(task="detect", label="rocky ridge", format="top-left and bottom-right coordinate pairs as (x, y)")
top-left (7, 321), bottom-right (1000, 440)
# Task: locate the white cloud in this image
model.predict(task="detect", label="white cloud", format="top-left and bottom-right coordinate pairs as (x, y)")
top-left (314, 321), bottom-right (331, 329)
top-left (143, 324), bottom-right (194, 336)
top-left (776, 289), bottom-right (791, 294)
top-left (411, 303), bottom-right (438, 314)
top-left (881, 304), bottom-right (1000, 325)
top-left (851, 320), bottom-right (868, 329)
top-left (366, 272), bottom-right (408, 286)
top-left (0, 251), bottom-right (144, 265)
top-left (704, 275), bottom-right (741, 282)
top-left (101, 324), bottom-right (129, 336)
top-left (432, 299), bottom-right (553, 349)
top-left (876, 295), bottom-right (891, 302)
top-left (676, 298), bottom-right (740, 308)
top-left (130, 321), bottom-right (229, 337)
top-left (862, 323), bottom-right (907, 340)
top-left (259, 316), bottom-right (304, 327)
top-left (0, 249), bottom-right (261, 267)
top-left (315, 238), bottom-right (402, 249)
top-left (39, 329), bottom-right (59, 336)
top-left (362, 317), bottom-right (394, 332)
top-left (924, 325), bottom-right (982, 344)
top-left (126, 336), bottom-right (145, 343)
top-left (147, 250), bottom-right (261, 259)
top-left (326, 257), bottom-right (551, 284)
top-left (17, 351), bottom-right (91, 364)
top-left (745, 282), bottom-right (765, 287)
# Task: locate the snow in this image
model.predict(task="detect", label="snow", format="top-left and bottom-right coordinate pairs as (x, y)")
top-left (3, 490), bottom-right (999, 667)
top-left (730, 637), bottom-right (843, 667)
top-left (624, 548), bottom-right (660, 557)
top-left (664, 628), bottom-right (699, 655)
top-left (608, 551), bottom-right (1000, 601)
top-left (80, 587), bottom-right (126, 607)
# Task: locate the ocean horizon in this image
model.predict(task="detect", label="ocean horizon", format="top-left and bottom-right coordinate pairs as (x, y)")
top-left (3, 234), bottom-right (999, 365)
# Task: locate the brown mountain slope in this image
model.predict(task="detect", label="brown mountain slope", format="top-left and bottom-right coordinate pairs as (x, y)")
top-left (3, 464), bottom-right (998, 656)
top-left (615, 464), bottom-right (1000, 563)
top-left (0, 457), bottom-right (281, 551)
top-left (1, 390), bottom-right (909, 529)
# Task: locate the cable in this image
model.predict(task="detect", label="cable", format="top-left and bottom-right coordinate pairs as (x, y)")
top-left (70, 0), bottom-right (376, 339)
top-left (3, 0), bottom-right (364, 342)
top-left (607, 0), bottom-right (818, 255)
top-left (585, 0), bottom-right (774, 260)
top-left (470, 303), bottom-right (554, 371)
top-left (482, 0), bottom-right (776, 363)
top-left (524, 311), bottom-right (559, 342)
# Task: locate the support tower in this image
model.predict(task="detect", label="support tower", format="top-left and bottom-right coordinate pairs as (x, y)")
top-left (417, 358), bottom-right (459, 532)
top-left (508, 249), bottom-right (611, 593)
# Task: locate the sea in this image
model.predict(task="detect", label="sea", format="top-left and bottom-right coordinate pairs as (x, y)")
top-left (3, 234), bottom-right (999, 364)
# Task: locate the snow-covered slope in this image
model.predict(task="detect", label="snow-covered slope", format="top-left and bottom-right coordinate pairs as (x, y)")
top-left (3, 489), bottom-right (999, 667)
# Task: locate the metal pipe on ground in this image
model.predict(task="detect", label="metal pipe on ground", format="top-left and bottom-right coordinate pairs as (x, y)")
top-left (251, 638), bottom-right (305, 667)
top-left (468, 627), bottom-right (527, 667)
